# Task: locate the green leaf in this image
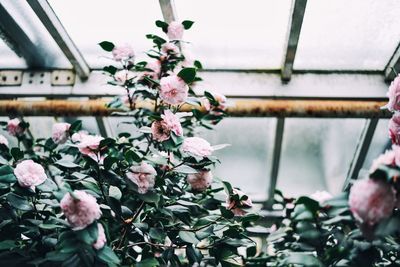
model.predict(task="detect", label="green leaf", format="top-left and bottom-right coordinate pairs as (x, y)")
top-left (182, 20), bottom-right (194, 30)
top-left (283, 253), bottom-right (323, 267)
top-left (10, 147), bottom-right (23, 161)
top-left (155, 20), bottom-right (169, 33)
top-left (0, 165), bottom-right (16, 183)
top-left (55, 159), bottom-right (80, 169)
top-left (174, 165), bottom-right (198, 174)
top-left (136, 257), bottom-right (159, 267)
top-left (0, 240), bottom-right (17, 250)
top-left (108, 186), bottom-right (122, 200)
top-left (179, 231), bottom-right (199, 245)
top-left (177, 68), bottom-right (196, 84)
top-left (69, 120), bottom-right (82, 133)
top-left (149, 228), bottom-right (166, 241)
top-left (97, 246), bottom-right (121, 265)
top-left (138, 191), bottom-right (160, 204)
top-left (186, 245), bottom-right (203, 264)
top-left (7, 192), bottom-right (32, 210)
top-left (98, 41), bottom-right (115, 52)
top-left (103, 65), bottom-right (118, 75)
top-left (296, 196), bottom-right (319, 214)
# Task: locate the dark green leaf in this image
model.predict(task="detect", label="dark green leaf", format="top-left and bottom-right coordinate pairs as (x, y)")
top-left (179, 231), bottom-right (199, 245)
top-left (182, 20), bottom-right (194, 30)
top-left (98, 41), bottom-right (115, 52)
top-left (7, 193), bottom-right (32, 210)
top-left (0, 165), bottom-right (16, 183)
top-left (177, 68), bottom-right (196, 84)
top-left (97, 246), bottom-right (121, 264)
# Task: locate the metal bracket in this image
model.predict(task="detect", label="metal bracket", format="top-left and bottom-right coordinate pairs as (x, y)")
top-left (51, 70), bottom-right (75, 86)
top-left (0, 70), bottom-right (23, 86)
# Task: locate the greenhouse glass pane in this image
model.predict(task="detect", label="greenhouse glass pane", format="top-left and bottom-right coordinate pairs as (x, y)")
top-left (295, 0), bottom-right (400, 70)
top-left (48, 0), bottom-right (163, 69)
top-left (0, 0), bottom-right (71, 68)
top-left (362, 119), bottom-right (390, 174)
top-left (175, 0), bottom-right (291, 69)
top-left (277, 119), bottom-right (364, 197)
top-left (0, 39), bottom-right (27, 68)
top-left (200, 118), bottom-right (275, 201)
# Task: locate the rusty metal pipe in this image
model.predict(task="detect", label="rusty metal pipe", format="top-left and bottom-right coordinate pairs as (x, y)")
top-left (0, 99), bottom-right (391, 118)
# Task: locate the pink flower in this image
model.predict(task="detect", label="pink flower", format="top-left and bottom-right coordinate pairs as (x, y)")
top-left (389, 113), bottom-right (400, 145)
top-left (151, 109), bottom-right (183, 142)
top-left (226, 188), bottom-right (253, 216)
top-left (349, 178), bottom-right (395, 225)
top-left (114, 70), bottom-right (135, 84)
top-left (144, 60), bottom-right (161, 80)
top-left (7, 118), bottom-right (24, 136)
top-left (77, 135), bottom-right (104, 156)
top-left (93, 223), bottom-right (107, 250)
top-left (112, 44), bottom-right (135, 62)
top-left (161, 42), bottom-right (180, 55)
top-left (71, 130), bottom-right (89, 143)
top-left (202, 92), bottom-right (228, 112)
top-left (0, 135), bottom-right (9, 146)
top-left (167, 21), bottom-right (184, 40)
top-left (60, 190), bottom-right (102, 230)
top-left (162, 110), bottom-right (183, 136)
top-left (52, 122), bottom-right (71, 144)
top-left (159, 75), bottom-right (188, 105)
top-left (151, 120), bottom-right (171, 142)
top-left (392, 144), bottom-right (400, 166)
top-left (182, 137), bottom-right (213, 158)
top-left (14, 160), bottom-right (47, 189)
top-left (126, 162), bottom-right (157, 194)
top-left (187, 170), bottom-right (213, 191)
top-left (370, 150), bottom-right (396, 173)
top-left (310, 190), bottom-right (333, 205)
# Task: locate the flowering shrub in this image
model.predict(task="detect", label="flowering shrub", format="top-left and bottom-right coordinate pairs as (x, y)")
top-left (243, 75), bottom-right (400, 266)
top-left (0, 20), bottom-right (259, 266)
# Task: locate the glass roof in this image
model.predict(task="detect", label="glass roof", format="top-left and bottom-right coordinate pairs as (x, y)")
top-left (0, 39), bottom-right (27, 68)
top-left (294, 0), bottom-right (400, 71)
top-left (48, 0), bottom-right (164, 69)
top-left (174, 0), bottom-right (291, 69)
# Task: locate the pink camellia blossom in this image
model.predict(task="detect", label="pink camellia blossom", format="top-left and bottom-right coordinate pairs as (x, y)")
top-left (159, 75), bottom-right (188, 105)
top-left (14, 160), bottom-right (47, 189)
top-left (182, 137), bottom-right (213, 158)
top-left (52, 122), bottom-right (71, 144)
top-left (187, 170), bottom-right (213, 191)
top-left (226, 188), bottom-right (253, 216)
top-left (114, 70), bottom-right (135, 84)
top-left (0, 135), bottom-right (8, 146)
top-left (385, 74), bottom-right (400, 112)
top-left (310, 190), bottom-right (333, 205)
top-left (167, 21), bottom-right (184, 40)
top-left (126, 162), bottom-right (157, 194)
top-left (349, 178), bottom-right (395, 225)
top-left (389, 113), bottom-right (400, 145)
top-left (112, 44), bottom-right (135, 62)
top-left (93, 223), bottom-right (107, 250)
top-left (151, 120), bottom-right (171, 142)
top-left (392, 144), bottom-right (400, 166)
top-left (144, 60), bottom-right (161, 80)
top-left (71, 130), bottom-right (89, 143)
top-left (7, 118), bottom-right (24, 136)
top-left (151, 109), bottom-right (183, 142)
top-left (161, 42), bottom-right (180, 55)
top-left (77, 135), bottom-right (104, 156)
top-left (370, 150), bottom-right (396, 173)
top-left (162, 110), bottom-right (183, 136)
top-left (60, 190), bottom-right (102, 230)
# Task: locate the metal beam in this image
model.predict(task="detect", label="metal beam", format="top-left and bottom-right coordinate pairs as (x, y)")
top-left (95, 117), bottom-right (114, 137)
top-left (0, 4), bottom-right (45, 67)
top-left (385, 42), bottom-right (400, 82)
top-left (27, 0), bottom-right (90, 79)
top-left (264, 118), bottom-right (285, 210)
top-left (281, 0), bottom-right (307, 81)
top-left (159, 0), bottom-right (178, 23)
top-left (0, 71), bottom-right (389, 99)
top-left (342, 118), bottom-right (379, 191)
